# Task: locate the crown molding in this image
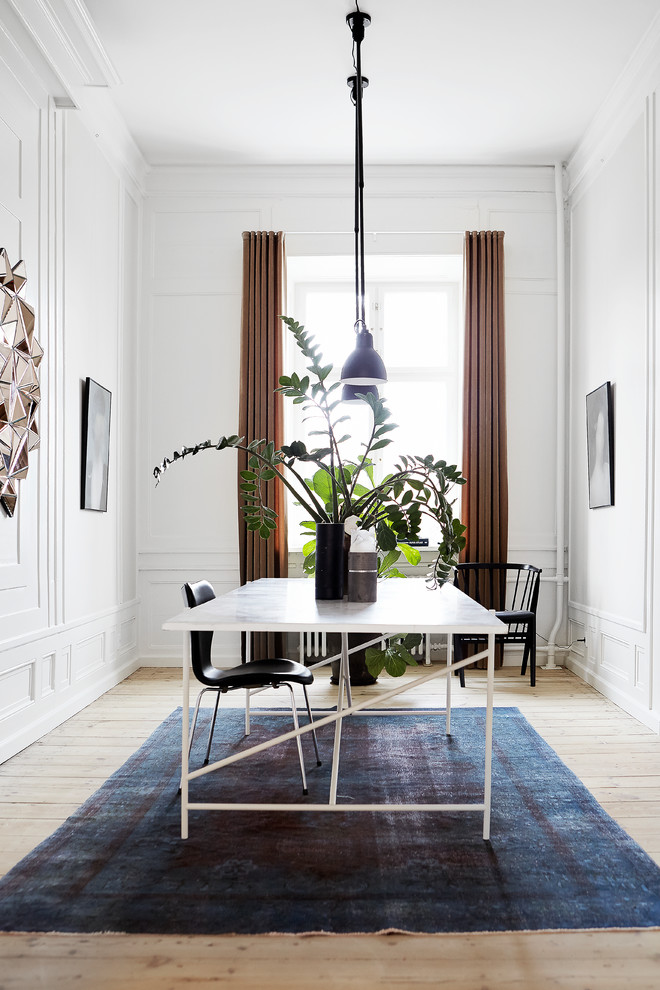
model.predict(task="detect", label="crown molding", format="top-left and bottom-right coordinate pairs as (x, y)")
top-left (145, 163), bottom-right (556, 198)
top-left (566, 10), bottom-right (660, 201)
top-left (5, 0), bottom-right (120, 93)
top-left (1, 0), bottom-right (148, 193)
top-left (70, 84), bottom-right (149, 196)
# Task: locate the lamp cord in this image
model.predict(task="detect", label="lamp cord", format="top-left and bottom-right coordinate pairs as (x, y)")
top-left (352, 17), bottom-right (366, 331)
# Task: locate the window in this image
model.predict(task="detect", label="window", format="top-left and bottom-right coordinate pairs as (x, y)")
top-left (285, 255), bottom-right (463, 550)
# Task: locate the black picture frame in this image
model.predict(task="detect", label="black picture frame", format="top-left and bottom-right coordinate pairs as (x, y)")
top-left (586, 381), bottom-right (614, 509)
top-left (81, 377), bottom-right (112, 511)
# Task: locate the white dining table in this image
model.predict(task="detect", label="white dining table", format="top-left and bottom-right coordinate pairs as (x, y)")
top-left (162, 577), bottom-right (507, 840)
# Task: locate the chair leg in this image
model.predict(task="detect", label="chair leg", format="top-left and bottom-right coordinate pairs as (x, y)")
top-left (285, 683), bottom-right (308, 795)
top-left (453, 636), bottom-right (466, 687)
top-left (302, 684), bottom-right (322, 766)
top-left (188, 687), bottom-right (206, 758)
top-left (521, 641), bottom-right (528, 676)
top-left (203, 691), bottom-right (222, 765)
top-left (521, 619), bottom-right (537, 687)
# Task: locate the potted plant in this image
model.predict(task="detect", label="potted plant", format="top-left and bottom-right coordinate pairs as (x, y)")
top-left (154, 316), bottom-right (466, 678)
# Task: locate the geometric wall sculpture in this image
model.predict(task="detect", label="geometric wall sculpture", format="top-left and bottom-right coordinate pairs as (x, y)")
top-left (0, 248), bottom-right (42, 517)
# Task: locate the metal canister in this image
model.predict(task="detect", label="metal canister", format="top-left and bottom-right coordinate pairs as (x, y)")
top-left (348, 551), bottom-right (378, 602)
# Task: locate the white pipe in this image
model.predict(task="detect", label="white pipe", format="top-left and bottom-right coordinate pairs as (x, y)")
top-left (544, 162), bottom-right (568, 669)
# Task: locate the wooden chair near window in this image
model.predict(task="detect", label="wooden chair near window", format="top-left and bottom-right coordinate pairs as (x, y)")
top-left (452, 563), bottom-right (542, 687)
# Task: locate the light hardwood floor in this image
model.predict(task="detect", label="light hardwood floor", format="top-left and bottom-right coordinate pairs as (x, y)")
top-left (1, 664), bottom-right (659, 989)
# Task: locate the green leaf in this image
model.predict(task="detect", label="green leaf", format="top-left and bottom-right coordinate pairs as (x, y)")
top-left (398, 542), bottom-right (421, 566)
top-left (311, 468), bottom-right (335, 502)
top-left (376, 521), bottom-right (398, 552)
top-left (379, 549), bottom-right (401, 573)
top-left (384, 653), bottom-right (409, 677)
top-left (302, 539), bottom-right (316, 557)
top-left (365, 648), bottom-right (386, 678)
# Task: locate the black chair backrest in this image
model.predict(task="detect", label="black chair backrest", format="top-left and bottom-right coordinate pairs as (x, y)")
top-left (453, 563), bottom-right (541, 614)
top-left (181, 580), bottom-right (216, 679)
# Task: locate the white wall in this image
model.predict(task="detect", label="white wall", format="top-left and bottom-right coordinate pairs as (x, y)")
top-left (139, 165), bottom-right (562, 665)
top-left (0, 5), bottom-right (145, 762)
top-left (566, 19), bottom-right (660, 730)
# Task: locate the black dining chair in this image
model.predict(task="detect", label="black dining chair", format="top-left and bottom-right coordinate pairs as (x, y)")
top-left (452, 563), bottom-right (542, 687)
top-left (182, 580), bottom-right (321, 794)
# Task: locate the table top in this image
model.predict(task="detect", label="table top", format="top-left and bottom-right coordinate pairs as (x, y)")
top-left (163, 577), bottom-right (507, 635)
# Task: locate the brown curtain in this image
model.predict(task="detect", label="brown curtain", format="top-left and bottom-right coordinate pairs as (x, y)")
top-left (461, 232), bottom-right (508, 663)
top-left (238, 231), bottom-right (287, 660)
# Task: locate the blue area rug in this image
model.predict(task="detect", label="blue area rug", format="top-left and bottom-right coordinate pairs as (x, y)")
top-left (0, 706), bottom-right (659, 935)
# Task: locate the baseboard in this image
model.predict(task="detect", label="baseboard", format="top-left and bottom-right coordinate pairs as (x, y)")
top-left (565, 653), bottom-right (660, 733)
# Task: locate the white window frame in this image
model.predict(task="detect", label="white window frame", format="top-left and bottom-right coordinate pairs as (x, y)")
top-left (284, 255), bottom-right (463, 555)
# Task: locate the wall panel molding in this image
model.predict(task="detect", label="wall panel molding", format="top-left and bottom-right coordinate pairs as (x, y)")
top-left (0, 25), bottom-right (144, 762)
top-left (568, 598), bottom-right (645, 634)
top-left (0, 600), bottom-right (140, 762)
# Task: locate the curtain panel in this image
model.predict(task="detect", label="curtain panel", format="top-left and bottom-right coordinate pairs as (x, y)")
top-left (461, 232), bottom-right (508, 663)
top-left (238, 231), bottom-right (287, 660)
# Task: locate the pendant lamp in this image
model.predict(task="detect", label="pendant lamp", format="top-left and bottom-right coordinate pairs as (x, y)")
top-left (341, 382), bottom-right (379, 403)
top-left (340, 6), bottom-right (387, 389)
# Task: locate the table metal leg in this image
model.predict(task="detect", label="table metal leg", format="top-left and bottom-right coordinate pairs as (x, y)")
top-left (245, 633), bottom-right (251, 735)
top-left (329, 631), bottom-right (349, 804)
top-left (181, 633), bottom-right (191, 840)
top-left (483, 630), bottom-right (495, 841)
top-left (445, 631), bottom-right (452, 735)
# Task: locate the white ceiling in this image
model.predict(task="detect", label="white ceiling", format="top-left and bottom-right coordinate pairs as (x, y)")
top-left (82, 0), bottom-right (660, 167)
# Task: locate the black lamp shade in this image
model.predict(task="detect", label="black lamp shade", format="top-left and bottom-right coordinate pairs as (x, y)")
top-left (340, 329), bottom-right (387, 385)
top-left (341, 383), bottom-right (379, 403)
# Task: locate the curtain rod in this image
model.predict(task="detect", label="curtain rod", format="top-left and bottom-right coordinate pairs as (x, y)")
top-left (284, 230), bottom-right (465, 236)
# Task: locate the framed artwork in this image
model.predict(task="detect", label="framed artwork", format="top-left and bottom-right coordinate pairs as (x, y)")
top-left (586, 381), bottom-right (614, 509)
top-left (81, 377), bottom-right (112, 511)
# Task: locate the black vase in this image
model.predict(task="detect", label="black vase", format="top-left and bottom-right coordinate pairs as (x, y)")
top-left (315, 522), bottom-right (345, 600)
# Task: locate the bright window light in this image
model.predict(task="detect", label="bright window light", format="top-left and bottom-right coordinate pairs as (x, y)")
top-left (284, 255), bottom-right (463, 550)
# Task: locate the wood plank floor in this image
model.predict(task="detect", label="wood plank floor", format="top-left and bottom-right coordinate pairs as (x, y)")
top-left (1, 664), bottom-right (659, 989)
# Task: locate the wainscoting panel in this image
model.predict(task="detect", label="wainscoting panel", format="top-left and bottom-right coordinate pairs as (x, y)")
top-left (567, 602), bottom-right (656, 731)
top-left (41, 653), bottom-right (55, 698)
top-left (138, 551), bottom-right (241, 666)
top-left (72, 632), bottom-right (106, 680)
top-left (0, 602), bottom-right (140, 764)
top-left (0, 662), bottom-right (35, 722)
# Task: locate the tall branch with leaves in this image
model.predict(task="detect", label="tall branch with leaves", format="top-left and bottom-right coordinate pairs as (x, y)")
top-left (154, 315), bottom-right (467, 673)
